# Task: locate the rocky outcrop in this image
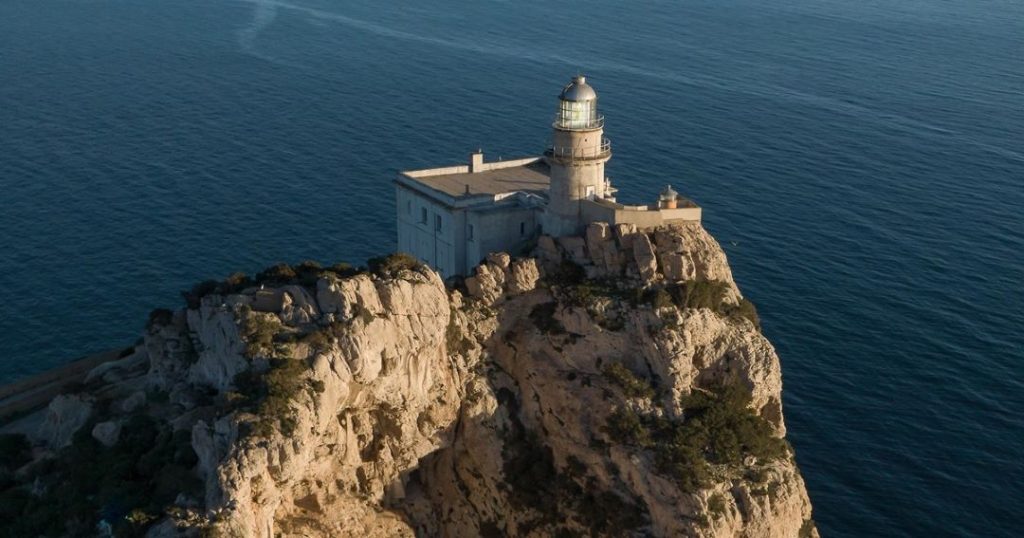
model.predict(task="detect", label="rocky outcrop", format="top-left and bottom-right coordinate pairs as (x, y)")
top-left (3, 223), bottom-right (815, 538)
top-left (34, 394), bottom-right (93, 449)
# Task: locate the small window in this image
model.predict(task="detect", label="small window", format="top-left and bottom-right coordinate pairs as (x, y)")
top-left (406, 200), bottom-right (411, 214)
top-left (420, 207), bottom-right (427, 224)
top-left (435, 214), bottom-right (442, 232)
top-left (520, 222), bottom-right (526, 237)
top-left (468, 224), bottom-right (475, 241)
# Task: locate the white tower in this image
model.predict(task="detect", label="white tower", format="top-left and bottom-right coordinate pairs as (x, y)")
top-left (543, 75), bottom-right (612, 237)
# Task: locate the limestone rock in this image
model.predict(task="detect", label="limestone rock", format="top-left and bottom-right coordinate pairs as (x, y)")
top-left (507, 258), bottom-right (540, 295)
top-left (632, 232), bottom-right (659, 282)
top-left (91, 420), bottom-right (122, 447)
top-left (35, 394), bottom-right (94, 449)
top-left (119, 390), bottom-right (147, 414)
top-left (15, 223), bottom-right (812, 538)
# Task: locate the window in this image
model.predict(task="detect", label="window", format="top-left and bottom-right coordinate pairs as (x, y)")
top-left (520, 222), bottom-right (526, 237)
top-left (585, 185), bottom-right (596, 200)
top-left (467, 224), bottom-right (474, 241)
top-left (406, 200), bottom-right (411, 214)
top-left (435, 214), bottom-right (442, 232)
top-left (420, 207), bottom-right (427, 224)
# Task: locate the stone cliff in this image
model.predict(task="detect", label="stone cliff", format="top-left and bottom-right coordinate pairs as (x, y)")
top-left (0, 223), bottom-right (816, 537)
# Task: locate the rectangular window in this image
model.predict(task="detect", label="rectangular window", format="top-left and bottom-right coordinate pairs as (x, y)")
top-left (435, 214), bottom-right (442, 232)
top-left (520, 222), bottom-right (526, 237)
top-left (420, 207), bottom-right (427, 224)
top-left (406, 200), bottom-right (411, 214)
top-left (468, 224), bottom-right (474, 241)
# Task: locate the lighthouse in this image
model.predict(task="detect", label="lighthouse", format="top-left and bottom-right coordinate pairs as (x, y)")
top-left (542, 75), bottom-right (613, 237)
top-left (394, 75), bottom-right (700, 277)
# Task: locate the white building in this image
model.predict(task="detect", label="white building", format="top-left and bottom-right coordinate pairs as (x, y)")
top-left (395, 76), bottom-right (701, 278)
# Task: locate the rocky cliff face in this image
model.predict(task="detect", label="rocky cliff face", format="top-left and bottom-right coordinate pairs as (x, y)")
top-left (3, 223), bottom-right (816, 537)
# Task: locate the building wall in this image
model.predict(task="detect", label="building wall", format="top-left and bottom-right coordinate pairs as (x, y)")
top-left (466, 206), bottom-right (540, 274)
top-left (545, 126), bottom-right (610, 237)
top-left (396, 185), bottom-right (461, 278)
top-left (580, 199), bottom-right (702, 229)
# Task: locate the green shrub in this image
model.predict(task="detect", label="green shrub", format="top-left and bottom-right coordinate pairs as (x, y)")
top-left (0, 415), bottom-right (201, 537)
top-left (528, 302), bottom-right (566, 335)
top-left (367, 253), bottom-right (421, 278)
top-left (502, 413), bottom-right (650, 535)
top-left (182, 279), bottom-right (219, 309)
top-left (301, 330), bottom-right (331, 352)
top-left (294, 261), bottom-right (324, 287)
top-left (325, 262), bottom-right (362, 278)
top-left (668, 280), bottom-right (730, 310)
top-left (220, 272), bottom-right (252, 294)
top-left (0, 433), bottom-right (31, 471)
top-left (545, 259), bottom-right (585, 287)
top-left (639, 280), bottom-right (761, 331)
top-left (605, 407), bottom-right (650, 446)
top-left (606, 382), bottom-right (787, 493)
top-left (602, 363), bottom-right (655, 399)
top-left (255, 263), bottom-right (298, 286)
top-left (240, 313), bottom-right (281, 358)
top-left (233, 358), bottom-right (316, 439)
top-left (708, 493), bottom-right (726, 519)
top-left (146, 308), bottom-right (174, 330)
top-left (647, 289), bottom-right (674, 310)
top-left (726, 298), bottom-right (760, 329)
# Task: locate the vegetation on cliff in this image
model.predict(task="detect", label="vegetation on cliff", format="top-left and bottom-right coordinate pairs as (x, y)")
top-left (0, 415), bottom-right (200, 537)
top-left (606, 382), bottom-right (788, 492)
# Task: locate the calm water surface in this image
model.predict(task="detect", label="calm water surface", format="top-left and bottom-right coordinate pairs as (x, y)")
top-left (1, 0), bottom-right (1022, 535)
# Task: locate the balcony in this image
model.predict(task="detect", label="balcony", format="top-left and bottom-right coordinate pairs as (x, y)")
top-left (545, 138), bottom-right (612, 163)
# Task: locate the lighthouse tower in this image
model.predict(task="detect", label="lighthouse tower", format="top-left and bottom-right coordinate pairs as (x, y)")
top-left (542, 75), bottom-right (613, 237)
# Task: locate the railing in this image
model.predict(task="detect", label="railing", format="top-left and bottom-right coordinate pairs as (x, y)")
top-left (552, 114), bottom-right (605, 130)
top-left (546, 138), bottom-right (612, 162)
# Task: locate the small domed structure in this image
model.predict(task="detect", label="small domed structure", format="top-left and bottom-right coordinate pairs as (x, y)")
top-left (659, 184), bottom-right (679, 209)
top-left (559, 75), bottom-right (598, 102)
top-left (555, 75), bottom-right (602, 130)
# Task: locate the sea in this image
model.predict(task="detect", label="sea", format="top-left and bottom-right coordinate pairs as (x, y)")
top-left (1, 0), bottom-right (1021, 535)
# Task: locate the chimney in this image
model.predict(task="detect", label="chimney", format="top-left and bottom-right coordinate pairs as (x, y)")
top-left (470, 150), bottom-right (484, 173)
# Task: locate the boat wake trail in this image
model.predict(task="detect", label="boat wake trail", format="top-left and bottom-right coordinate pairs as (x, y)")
top-left (236, 0), bottom-right (280, 62)
top-left (233, 0), bottom-right (1024, 163)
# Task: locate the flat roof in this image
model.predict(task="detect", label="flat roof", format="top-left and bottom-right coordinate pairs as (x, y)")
top-left (401, 158), bottom-right (550, 198)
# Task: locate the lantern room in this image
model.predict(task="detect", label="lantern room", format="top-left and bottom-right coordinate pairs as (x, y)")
top-left (554, 75), bottom-right (603, 130)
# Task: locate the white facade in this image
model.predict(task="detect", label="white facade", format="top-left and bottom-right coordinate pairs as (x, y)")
top-left (395, 156), bottom-right (548, 278)
top-left (394, 76), bottom-right (702, 278)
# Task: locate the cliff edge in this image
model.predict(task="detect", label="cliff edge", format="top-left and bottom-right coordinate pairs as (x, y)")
top-left (0, 222), bottom-right (816, 537)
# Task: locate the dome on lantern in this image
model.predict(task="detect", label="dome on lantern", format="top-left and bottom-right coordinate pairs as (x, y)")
top-left (555, 75), bottom-right (603, 130)
top-left (559, 75), bottom-right (598, 102)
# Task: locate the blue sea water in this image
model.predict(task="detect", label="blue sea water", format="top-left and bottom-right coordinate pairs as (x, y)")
top-left (1, 0), bottom-right (1022, 534)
